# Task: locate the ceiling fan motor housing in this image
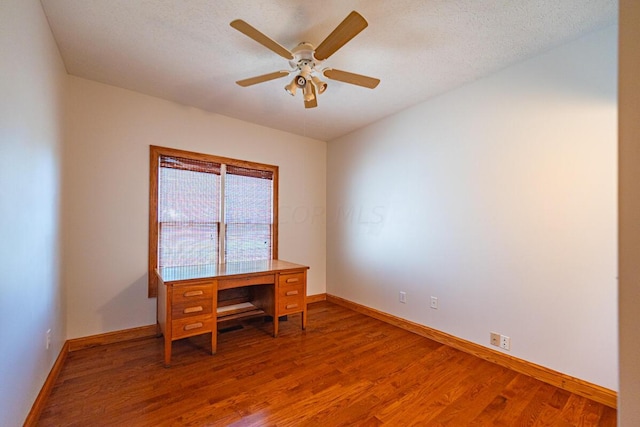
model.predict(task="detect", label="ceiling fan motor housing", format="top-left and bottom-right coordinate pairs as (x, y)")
top-left (288, 42), bottom-right (318, 69)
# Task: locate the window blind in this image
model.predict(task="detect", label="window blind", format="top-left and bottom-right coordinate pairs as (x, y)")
top-left (158, 156), bottom-right (221, 267)
top-left (224, 165), bottom-right (274, 262)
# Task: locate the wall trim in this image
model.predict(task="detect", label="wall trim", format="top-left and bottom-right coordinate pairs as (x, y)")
top-left (67, 324), bottom-right (159, 352)
top-left (23, 340), bottom-right (70, 427)
top-left (326, 294), bottom-right (617, 409)
top-left (306, 293), bottom-right (327, 304)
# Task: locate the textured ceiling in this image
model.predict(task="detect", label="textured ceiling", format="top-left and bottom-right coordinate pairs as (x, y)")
top-left (40, 0), bottom-right (617, 141)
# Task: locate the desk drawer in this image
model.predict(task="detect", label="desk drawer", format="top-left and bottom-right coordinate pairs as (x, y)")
top-left (218, 274), bottom-right (275, 290)
top-left (279, 272), bottom-right (305, 287)
top-left (172, 284), bottom-right (214, 304)
top-left (171, 315), bottom-right (214, 340)
top-left (278, 283), bottom-right (305, 315)
top-left (172, 298), bottom-right (213, 319)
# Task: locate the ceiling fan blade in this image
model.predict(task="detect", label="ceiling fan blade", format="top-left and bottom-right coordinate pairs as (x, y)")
top-left (314, 11), bottom-right (368, 61)
top-left (323, 68), bottom-right (380, 89)
top-left (230, 20), bottom-right (294, 60)
top-left (304, 83), bottom-right (318, 109)
top-left (236, 71), bottom-right (290, 87)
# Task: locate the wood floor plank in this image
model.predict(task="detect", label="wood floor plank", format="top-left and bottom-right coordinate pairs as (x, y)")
top-left (426, 363), bottom-right (519, 425)
top-left (37, 301), bottom-right (616, 426)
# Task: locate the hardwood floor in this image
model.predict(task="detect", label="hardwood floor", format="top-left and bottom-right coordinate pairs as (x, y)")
top-left (38, 302), bottom-right (616, 426)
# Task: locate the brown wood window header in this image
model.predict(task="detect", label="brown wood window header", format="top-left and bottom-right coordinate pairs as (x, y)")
top-left (159, 156), bottom-right (221, 175)
top-left (226, 164), bottom-right (274, 180)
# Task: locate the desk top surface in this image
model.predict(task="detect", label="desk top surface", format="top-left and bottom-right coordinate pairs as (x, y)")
top-left (157, 259), bottom-right (309, 283)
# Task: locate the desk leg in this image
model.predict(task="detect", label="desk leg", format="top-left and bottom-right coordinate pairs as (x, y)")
top-left (212, 283), bottom-right (218, 354)
top-left (273, 316), bottom-right (279, 337)
top-left (302, 307), bottom-right (307, 330)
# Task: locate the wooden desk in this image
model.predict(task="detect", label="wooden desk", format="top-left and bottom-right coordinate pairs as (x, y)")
top-left (157, 259), bottom-right (309, 366)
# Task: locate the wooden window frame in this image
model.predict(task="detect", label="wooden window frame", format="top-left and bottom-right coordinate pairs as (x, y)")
top-left (148, 145), bottom-right (279, 297)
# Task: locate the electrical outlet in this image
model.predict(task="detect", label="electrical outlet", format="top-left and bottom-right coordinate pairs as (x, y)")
top-left (500, 335), bottom-right (511, 351)
top-left (430, 296), bottom-right (438, 309)
top-left (399, 291), bottom-right (407, 304)
top-left (490, 332), bottom-right (500, 346)
top-left (46, 329), bottom-right (51, 350)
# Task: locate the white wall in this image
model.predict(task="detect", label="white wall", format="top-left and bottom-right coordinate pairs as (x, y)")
top-left (619, 0), bottom-right (640, 423)
top-left (328, 26), bottom-right (617, 390)
top-left (63, 77), bottom-right (326, 339)
top-left (0, 0), bottom-right (66, 425)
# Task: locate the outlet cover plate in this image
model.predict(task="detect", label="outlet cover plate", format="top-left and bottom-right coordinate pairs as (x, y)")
top-left (500, 335), bottom-right (511, 351)
top-left (490, 332), bottom-right (500, 346)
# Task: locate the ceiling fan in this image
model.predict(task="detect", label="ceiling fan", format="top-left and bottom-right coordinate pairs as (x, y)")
top-left (230, 11), bottom-right (380, 109)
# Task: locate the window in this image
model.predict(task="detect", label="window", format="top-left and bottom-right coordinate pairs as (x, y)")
top-left (148, 146), bottom-right (278, 297)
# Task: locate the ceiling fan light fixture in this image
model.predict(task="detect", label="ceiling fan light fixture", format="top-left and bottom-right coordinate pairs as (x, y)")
top-left (311, 76), bottom-right (328, 94)
top-left (303, 82), bottom-right (315, 102)
top-left (295, 63), bottom-right (312, 88)
top-left (285, 78), bottom-right (298, 96)
top-left (294, 74), bottom-right (307, 88)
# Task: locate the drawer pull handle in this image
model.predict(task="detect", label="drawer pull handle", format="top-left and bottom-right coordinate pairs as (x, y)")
top-left (285, 303), bottom-right (298, 309)
top-left (183, 306), bottom-right (203, 314)
top-left (286, 278), bottom-right (299, 283)
top-left (184, 322), bottom-right (203, 331)
top-left (184, 290), bottom-right (204, 297)
top-left (285, 290), bottom-right (299, 296)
